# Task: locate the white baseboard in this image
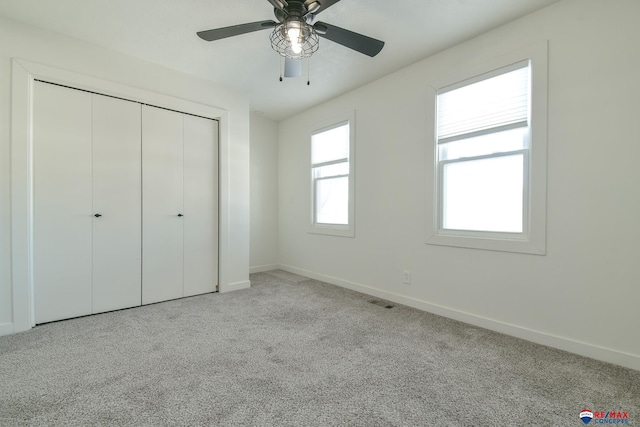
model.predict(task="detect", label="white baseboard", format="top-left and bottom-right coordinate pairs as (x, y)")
top-left (219, 280), bottom-right (251, 293)
top-left (0, 322), bottom-right (14, 337)
top-left (278, 264), bottom-right (640, 372)
top-left (250, 264), bottom-right (278, 274)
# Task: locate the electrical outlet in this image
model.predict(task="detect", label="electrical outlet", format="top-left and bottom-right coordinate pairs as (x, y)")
top-left (403, 270), bottom-right (411, 285)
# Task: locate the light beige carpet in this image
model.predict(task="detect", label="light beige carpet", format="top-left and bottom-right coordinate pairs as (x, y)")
top-left (264, 269), bottom-right (309, 283)
top-left (1, 272), bottom-right (638, 426)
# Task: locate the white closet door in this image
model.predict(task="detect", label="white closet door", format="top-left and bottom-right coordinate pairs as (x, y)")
top-left (33, 82), bottom-right (93, 323)
top-left (142, 106), bottom-right (184, 304)
top-left (183, 116), bottom-right (219, 296)
top-left (92, 95), bottom-right (142, 313)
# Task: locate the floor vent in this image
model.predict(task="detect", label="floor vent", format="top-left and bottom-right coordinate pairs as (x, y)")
top-left (369, 300), bottom-right (394, 309)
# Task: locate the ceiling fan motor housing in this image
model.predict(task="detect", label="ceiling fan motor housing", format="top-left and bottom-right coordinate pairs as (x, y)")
top-left (274, 0), bottom-right (315, 24)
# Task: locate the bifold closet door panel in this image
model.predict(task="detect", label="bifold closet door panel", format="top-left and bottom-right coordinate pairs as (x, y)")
top-left (142, 106), bottom-right (184, 304)
top-left (92, 95), bottom-right (142, 313)
top-left (33, 82), bottom-right (93, 324)
top-left (183, 116), bottom-right (219, 296)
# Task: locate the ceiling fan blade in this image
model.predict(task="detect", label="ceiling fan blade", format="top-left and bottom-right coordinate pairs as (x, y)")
top-left (197, 20), bottom-right (277, 42)
top-left (267, 0), bottom-right (288, 11)
top-left (314, 22), bottom-right (384, 57)
top-left (306, 0), bottom-right (341, 15)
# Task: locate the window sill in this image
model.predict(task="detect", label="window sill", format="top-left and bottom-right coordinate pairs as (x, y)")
top-left (308, 224), bottom-right (355, 238)
top-left (426, 231), bottom-right (545, 255)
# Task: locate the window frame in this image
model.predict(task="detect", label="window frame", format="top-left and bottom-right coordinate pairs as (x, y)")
top-left (308, 111), bottom-right (356, 237)
top-left (426, 42), bottom-right (548, 255)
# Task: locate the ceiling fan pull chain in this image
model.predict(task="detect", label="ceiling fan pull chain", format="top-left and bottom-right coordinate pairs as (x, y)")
top-left (307, 58), bottom-right (311, 86)
top-left (279, 56), bottom-right (284, 82)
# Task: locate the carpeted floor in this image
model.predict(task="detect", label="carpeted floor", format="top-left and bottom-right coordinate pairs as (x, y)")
top-left (1, 271), bottom-right (638, 426)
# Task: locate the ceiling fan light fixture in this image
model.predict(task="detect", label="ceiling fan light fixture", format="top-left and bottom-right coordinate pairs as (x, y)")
top-left (270, 17), bottom-right (319, 59)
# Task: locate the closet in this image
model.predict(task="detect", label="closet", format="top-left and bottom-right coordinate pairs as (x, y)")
top-left (32, 81), bottom-right (219, 324)
top-left (142, 106), bottom-right (219, 304)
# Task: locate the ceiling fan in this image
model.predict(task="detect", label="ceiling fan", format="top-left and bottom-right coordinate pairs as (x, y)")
top-left (197, 0), bottom-right (385, 59)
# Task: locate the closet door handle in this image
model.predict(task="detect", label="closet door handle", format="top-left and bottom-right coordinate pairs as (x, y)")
top-left (94, 214), bottom-right (102, 218)
top-left (177, 214), bottom-right (184, 217)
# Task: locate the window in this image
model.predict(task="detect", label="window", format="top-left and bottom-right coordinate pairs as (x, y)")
top-left (427, 43), bottom-right (547, 254)
top-left (310, 112), bottom-right (355, 237)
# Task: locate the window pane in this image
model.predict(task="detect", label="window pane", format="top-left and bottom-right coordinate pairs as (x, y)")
top-left (442, 154), bottom-right (523, 233)
top-left (313, 162), bottom-right (349, 179)
top-left (312, 123), bottom-right (349, 165)
top-left (438, 64), bottom-right (530, 140)
top-left (316, 176), bottom-right (348, 225)
top-left (439, 127), bottom-right (527, 161)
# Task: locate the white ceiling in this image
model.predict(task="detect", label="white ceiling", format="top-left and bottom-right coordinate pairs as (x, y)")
top-left (0, 0), bottom-right (560, 120)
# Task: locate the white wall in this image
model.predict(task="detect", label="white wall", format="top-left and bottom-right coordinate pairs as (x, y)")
top-left (0, 16), bottom-right (251, 334)
top-left (277, 0), bottom-right (640, 370)
top-left (250, 113), bottom-right (279, 272)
